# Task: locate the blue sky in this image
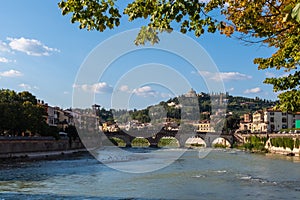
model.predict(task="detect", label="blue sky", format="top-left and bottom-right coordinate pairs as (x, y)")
top-left (0, 0), bottom-right (281, 110)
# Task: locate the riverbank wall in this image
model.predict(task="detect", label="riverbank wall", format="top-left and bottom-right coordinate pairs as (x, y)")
top-left (264, 137), bottom-right (300, 156)
top-left (0, 136), bottom-right (85, 158)
top-left (267, 146), bottom-right (300, 156)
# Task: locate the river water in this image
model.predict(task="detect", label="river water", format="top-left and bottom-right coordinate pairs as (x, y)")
top-left (1, 148), bottom-right (300, 200)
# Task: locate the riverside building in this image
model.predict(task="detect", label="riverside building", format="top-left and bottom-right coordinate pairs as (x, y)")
top-left (239, 108), bottom-right (300, 133)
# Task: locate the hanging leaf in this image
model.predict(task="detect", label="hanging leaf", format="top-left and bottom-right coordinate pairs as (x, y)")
top-left (291, 3), bottom-right (300, 22)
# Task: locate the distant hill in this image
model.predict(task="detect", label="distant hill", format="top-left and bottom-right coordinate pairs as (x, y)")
top-left (105, 93), bottom-right (276, 125)
top-left (226, 95), bottom-right (276, 115)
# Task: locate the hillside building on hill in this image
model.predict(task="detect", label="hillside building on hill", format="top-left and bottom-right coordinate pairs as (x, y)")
top-left (185, 88), bottom-right (197, 98)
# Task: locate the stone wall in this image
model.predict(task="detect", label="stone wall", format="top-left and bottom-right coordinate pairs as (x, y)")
top-left (268, 146), bottom-right (300, 156)
top-left (0, 136), bottom-right (84, 158)
top-left (265, 138), bottom-right (300, 156)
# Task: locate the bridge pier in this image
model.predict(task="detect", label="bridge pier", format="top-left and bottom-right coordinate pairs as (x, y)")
top-left (124, 137), bottom-right (133, 148)
top-left (204, 137), bottom-right (212, 148)
top-left (176, 133), bottom-right (196, 148)
top-left (178, 140), bottom-right (186, 148)
top-left (147, 137), bottom-right (159, 148)
top-left (125, 143), bottom-right (132, 148)
top-left (149, 143), bottom-right (158, 148)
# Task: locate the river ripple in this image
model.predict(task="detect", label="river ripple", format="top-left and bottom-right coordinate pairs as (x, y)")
top-left (0, 148), bottom-right (300, 200)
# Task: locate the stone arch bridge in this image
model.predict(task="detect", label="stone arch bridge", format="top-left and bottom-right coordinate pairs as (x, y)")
top-left (101, 129), bottom-right (234, 148)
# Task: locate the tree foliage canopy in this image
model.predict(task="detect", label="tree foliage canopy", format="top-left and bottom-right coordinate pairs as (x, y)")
top-left (58, 0), bottom-right (300, 112)
top-left (0, 89), bottom-right (49, 136)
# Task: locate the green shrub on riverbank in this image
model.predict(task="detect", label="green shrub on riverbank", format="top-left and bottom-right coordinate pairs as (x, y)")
top-left (270, 138), bottom-right (296, 150)
top-left (102, 137), bottom-right (126, 147)
top-left (158, 138), bottom-right (179, 147)
top-left (243, 136), bottom-right (268, 152)
top-left (132, 138), bottom-right (150, 147)
top-left (104, 137), bottom-right (180, 147)
top-left (213, 143), bottom-right (228, 148)
top-left (296, 139), bottom-right (300, 149)
top-left (191, 143), bottom-right (204, 147)
top-left (113, 137), bottom-right (126, 147)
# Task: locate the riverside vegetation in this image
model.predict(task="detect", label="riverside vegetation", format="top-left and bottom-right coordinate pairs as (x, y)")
top-left (242, 136), bottom-right (269, 153)
top-left (0, 89), bottom-right (58, 138)
top-left (241, 135), bottom-right (300, 153)
top-left (270, 137), bottom-right (300, 151)
top-left (0, 89), bottom-right (79, 140)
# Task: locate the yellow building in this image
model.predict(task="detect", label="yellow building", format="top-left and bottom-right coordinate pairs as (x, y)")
top-left (196, 120), bottom-right (215, 132)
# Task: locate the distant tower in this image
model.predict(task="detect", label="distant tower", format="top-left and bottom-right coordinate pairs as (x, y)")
top-left (220, 93), bottom-right (223, 104)
top-left (92, 104), bottom-right (100, 110)
top-left (185, 88), bottom-right (197, 97)
top-left (92, 104), bottom-right (101, 115)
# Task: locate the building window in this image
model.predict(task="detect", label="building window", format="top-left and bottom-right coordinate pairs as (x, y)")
top-left (270, 117), bottom-right (274, 122)
top-left (282, 118), bottom-right (287, 123)
top-left (282, 125), bottom-right (287, 129)
top-left (282, 112), bottom-right (287, 116)
top-left (270, 112), bottom-right (274, 115)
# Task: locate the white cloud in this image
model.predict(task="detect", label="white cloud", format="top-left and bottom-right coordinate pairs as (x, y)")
top-left (280, 72), bottom-right (292, 77)
top-left (0, 69), bottom-right (23, 77)
top-left (228, 87), bottom-right (234, 92)
top-left (133, 86), bottom-right (158, 97)
top-left (119, 85), bottom-right (130, 92)
top-left (119, 85), bottom-right (172, 98)
top-left (244, 87), bottom-right (262, 94)
top-left (214, 72), bottom-right (252, 81)
top-left (7, 37), bottom-right (60, 56)
top-left (198, 71), bottom-right (211, 77)
top-left (160, 92), bottom-right (173, 98)
top-left (0, 41), bottom-right (11, 53)
top-left (73, 82), bottom-right (113, 94)
top-left (199, 71), bottom-right (252, 82)
top-left (265, 72), bottom-right (275, 78)
top-left (18, 83), bottom-right (39, 90)
top-left (0, 57), bottom-right (13, 63)
top-left (19, 83), bottom-right (31, 90)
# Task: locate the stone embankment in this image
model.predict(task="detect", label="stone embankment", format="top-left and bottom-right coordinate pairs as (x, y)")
top-left (266, 146), bottom-right (300, 156)
top-left (264, 136), bottom-right (300, 156)
top-left (235, 133), bottom-right (300, 156)
top-left (0, 136), bottom-right (85, 159)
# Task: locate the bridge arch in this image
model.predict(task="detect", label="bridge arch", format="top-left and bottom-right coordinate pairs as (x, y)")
top-left (212, 137), bottom-right (231, 148)
top-left (103, 134), bottom-right (133, 147)
top-left (173, 133), bottom-right (198, 148)
top-left (185, 136), bottom-right (206, 148)
top-left (102, 136), bottom-right (127, 147)
top-left (102, 131), bottom-right (233, 148)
